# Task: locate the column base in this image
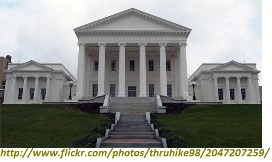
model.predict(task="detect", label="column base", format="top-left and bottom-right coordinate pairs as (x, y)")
top-left (118, 93), bottom-right (126, 97)
top-left (97, 93), bottom-right (105, 97)
top-left (181, 94), bottom-right (190, 101)
top-left (73, 94), bottom-right (83, 101)
top-left (139, 94), bottom-right (147, 97)
top-left (160, 93), bottom-right (167, 96)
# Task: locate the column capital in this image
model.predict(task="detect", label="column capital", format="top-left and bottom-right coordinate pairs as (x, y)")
top-left (35, 76), bottom-right (39, 79)
top-left (138, 43), bottom-right (147, 46)
top-left (213, 77), bottom-right (218, 80)
top-left (46, 76), bottom-right (51, 79)
top-left (98, 43), bottom-right (106, 46)
top-left (225, 76), bottom-right (229, 79)
top-left (236, 76), bottom-right (241, 79)
top-left (77, 42), bottom-right (85, 46)
top-left (159, 43), bottom-right (167, 47)
top-left (179, 43), bottom-right (187, 46)
top-left (23, 76), bottom-right (28, 79)
top-left (12, 76), bottom-right (17, 79)
top-left (118, 43), bottom-right (126, 46)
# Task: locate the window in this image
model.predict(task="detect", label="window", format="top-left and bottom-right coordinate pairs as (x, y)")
top-left (230, 88), bottom-right (235, 100)
top-left (149, 84), bottom-right (154, 97)
top-left (241, 88), bottom-right (246, 100)
top-left (92, 84), bottom-right (98, 97)
top-left (111, 60), bottom-right (116, 71)
top-left (94, 60), bottom-right (99, 71)
top-left (29, 88), bottom-right (35, 100)
top-left (110, 84), bottom-right (115, 97)
top-left (41, 88), bottom-right (46, 100)
top-left (130, 60), bottom-right (135, 71)
top-left (218, 88), bottom-right (223, 100)
top-left (149, 60), bottom-right (154, 71)
top-left (167, 84), bottom-right (172, 97)
top-left (166, 60), bottom-right (171, 71)
top-left (128, 86), bottom-right (136, 97)
top-left (18, 88), bottom-right (23, 100)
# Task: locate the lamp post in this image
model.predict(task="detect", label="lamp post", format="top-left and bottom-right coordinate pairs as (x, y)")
top-left (192, 81), bottom-right (196, 100)
top-left (69, 81), bottom-right (73, 100)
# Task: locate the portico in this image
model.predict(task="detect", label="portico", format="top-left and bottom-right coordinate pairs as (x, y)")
top-left (74, 8), bottom-right (191, 99)
top-left (3, 60), bottom-right (75, 104)
top-left (189, 60), bottom-right (261, 104)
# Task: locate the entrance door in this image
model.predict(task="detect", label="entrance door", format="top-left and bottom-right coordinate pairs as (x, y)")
top-left (128, 86), bottom-right (136, 97)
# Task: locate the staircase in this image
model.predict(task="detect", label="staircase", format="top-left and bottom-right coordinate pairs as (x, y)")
top-left (99, 114), bottom-right (165, 148)
top-left (108, 97), bottom-right (156, 114)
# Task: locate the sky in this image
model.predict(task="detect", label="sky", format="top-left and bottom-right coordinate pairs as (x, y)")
top-left (0, 0), bottom-right (262, 85)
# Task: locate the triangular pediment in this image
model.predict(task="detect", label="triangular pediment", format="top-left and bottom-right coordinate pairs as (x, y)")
top-left (211, 60), bottom-right (254, 72)
top-left (74, 8), bottom-right (191, 33)
top-left (11, 60), bottom-right (53, 71)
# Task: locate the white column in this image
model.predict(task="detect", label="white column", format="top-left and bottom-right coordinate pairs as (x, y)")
top-left (118, 43), bottom-right (126, 97)
top-left (10, 76), bottom-right (17, 104)
top-left (139, 43), bottom-right (147, 97)
top-left (3, 77), bottom-right (10, 104)
top-left (236, 77), bottom-right (242, 104)
top-left (159, 43), bottom-right (167, 96)
top-left (45, 77), bottom-right (51, 102)
top-left (178, 43), bottom-right (189, 98)
top-left (213, 77), bottom-right (219, 102)
top-left (247, 76), bottom-right (254, 104)
top-left (22, 77), bottom-right (28, 104)
top-left (97, 43), bottom-right (106, 96)
top-left (34, 76), bottom-right (39, 103)
top-left (86, 55), bottom-right (91, 97)
top-left (254, 78), bottom-right (261, 103)
top-left (76, 42), bottom-right (86, 98)
top-left (225, 77), bottom-right (230, 104)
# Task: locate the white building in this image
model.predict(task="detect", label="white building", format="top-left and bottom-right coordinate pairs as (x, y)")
top-left (73, 8), bottom-right (191, 100)
top-left (3, 60), bottom-right (76, 104)
top-left (188, 61), bottom-right (261, 104)
top-left (2, 8), bottom-right (261, 104)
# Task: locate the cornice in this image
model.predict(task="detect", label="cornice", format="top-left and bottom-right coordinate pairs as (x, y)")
top-left (211, 60), bottom-right (255, 72)
top-left (10, 60), bottom-right (54, 71)
top-left (74, 8), bottom-right (191, 34)
top-left (76, 30), bottom-right (189, 35)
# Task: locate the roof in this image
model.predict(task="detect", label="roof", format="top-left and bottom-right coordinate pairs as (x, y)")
top-left (7, 60), bottom-right (76, 81)
top-left (189, 60), bottom-right (260, 81)
top-left (74, 8), bottom-right (191, 36)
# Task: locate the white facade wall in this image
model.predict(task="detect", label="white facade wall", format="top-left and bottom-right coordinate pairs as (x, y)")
top-left (88, 48), bottom-right (178, 97)
top-left (3, 61), bottom-right (75, 104)
top-left (189, 61), bottom-right (261, 104)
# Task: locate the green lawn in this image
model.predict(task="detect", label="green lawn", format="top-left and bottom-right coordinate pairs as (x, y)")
top-left (0, 104), bottom-right (114, 148)
top-left (152, 104), bottom-right (262, 148)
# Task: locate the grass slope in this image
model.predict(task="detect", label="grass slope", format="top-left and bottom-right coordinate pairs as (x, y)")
top-left (0, 104), bottom-right (114, 148)
top-left (152, 104), bottom-right (262, 148)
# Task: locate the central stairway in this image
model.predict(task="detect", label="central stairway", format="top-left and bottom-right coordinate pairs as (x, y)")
top-left (99, 114), bottom-right (166, 148)
top-left (108, 97), bottom-right (156, 114)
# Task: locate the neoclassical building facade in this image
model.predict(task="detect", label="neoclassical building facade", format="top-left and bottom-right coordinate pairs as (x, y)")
top-left (73, 8), bottom-right (191, 100)
top-left (188, 61), bottom-right (261, 104)
top-left (3, 60), bottom-right (75, 104)
top-left (2, 8), bottom-right (261, 104)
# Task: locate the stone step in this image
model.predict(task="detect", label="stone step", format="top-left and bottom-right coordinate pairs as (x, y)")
top-left (109, 132), bottom-right (155, 135)
top-left (114, 125), bottom-right (151, 129)
top-left (100, 139), bottom-right (162, 148)
top-left (117, 121), bottom-right (148, 125)
top-left (117, 123), bottom-right (150, 126)
top-left (108, 101), bottom-right (156, 114)
top-left (120, 115), bottom-right (146, 121)
top-left (113, 128), bottom-right (152, 132)
top-left (108, 134), bottom-right (156, 139)
top-left (110, 97), bottom-right (155, 103)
